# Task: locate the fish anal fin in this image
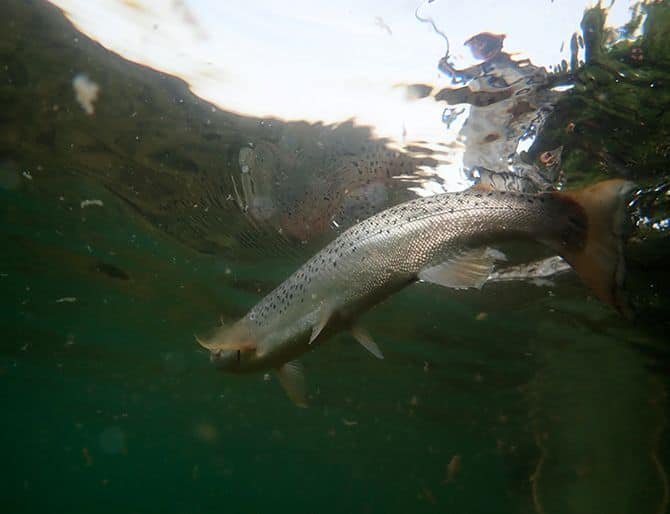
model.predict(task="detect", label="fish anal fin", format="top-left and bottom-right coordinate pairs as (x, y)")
top-left (276, 360), bottom-right (308, 408)
top-left (351, 325), bottom-right (384, 359)
top-left (418, 247), bottom-right (506, 290)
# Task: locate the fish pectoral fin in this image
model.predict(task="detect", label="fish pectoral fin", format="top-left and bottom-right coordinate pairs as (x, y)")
top-left (351, 325), bottom-right (384, 359)
top-left (309, 303), bottom-right (332, 345)
top-left (276, 360), bottom-right (308, 408)
top-left (418, 247), bottom-right (507, 290)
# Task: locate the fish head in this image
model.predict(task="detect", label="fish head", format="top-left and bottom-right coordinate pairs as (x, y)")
top-left (195, 319), bottom-right (261, 373)
top-left (209, 348), bottom-right (254, 372)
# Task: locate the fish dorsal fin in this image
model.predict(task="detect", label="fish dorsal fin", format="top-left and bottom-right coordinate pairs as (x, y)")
top-left (276, 360), bottom-right (307, 408)
top-left (309, 302), bottom-right (332, 345)
top-left (418, 247), bottom-right (507, 290)
top-left (351, 325), bottom-right (384, 359)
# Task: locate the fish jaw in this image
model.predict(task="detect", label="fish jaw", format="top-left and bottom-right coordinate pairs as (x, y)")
top-left (195, 334), bottom-right (256, 353)
top-left (195, 320), bottom-right (255, 351)
top-left (195, 318), bottom-right (261, 371)
top-left (200, 308), bottom-right (323, 373)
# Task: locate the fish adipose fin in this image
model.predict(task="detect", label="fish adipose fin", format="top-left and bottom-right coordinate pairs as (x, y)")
top-left (468, 181), bottom-right (495, 193)
top-left (549, 179), bottom-right (637, 317)
top-left (351, 325), bottom-right (384, 359)
top-left (276, 360), bottom-right (308, 408)
top-left (418, 247), bottom-right (507, 290)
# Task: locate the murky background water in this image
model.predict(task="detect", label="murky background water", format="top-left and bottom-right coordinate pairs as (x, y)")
top-left (2, 1), bottom-right (669, 513)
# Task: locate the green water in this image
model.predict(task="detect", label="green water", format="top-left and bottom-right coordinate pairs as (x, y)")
top-left (2, 1), bottom-right (670, 513)
top-left (4, 173), bottom-right (665, 514)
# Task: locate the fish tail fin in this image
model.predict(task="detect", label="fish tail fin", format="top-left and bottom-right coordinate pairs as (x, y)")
top-left (550, 179), bottom-right (637, 317)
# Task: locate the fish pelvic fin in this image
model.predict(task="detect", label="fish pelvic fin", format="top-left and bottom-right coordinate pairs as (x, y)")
top-left (276, 360), bottom-right (308, 408)
top-left (549, 179), bottom-right (637, 317)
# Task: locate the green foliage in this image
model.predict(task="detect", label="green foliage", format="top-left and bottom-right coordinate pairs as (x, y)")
top-left (538, 2), bottom-right (670, 187)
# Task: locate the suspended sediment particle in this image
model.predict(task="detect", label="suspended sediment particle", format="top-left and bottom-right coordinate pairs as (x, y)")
top-left (72, 73), bottom-right (100, 115)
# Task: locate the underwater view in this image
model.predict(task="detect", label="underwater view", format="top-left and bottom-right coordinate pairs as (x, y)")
top-left (2, 0), bottom-right (670, 512)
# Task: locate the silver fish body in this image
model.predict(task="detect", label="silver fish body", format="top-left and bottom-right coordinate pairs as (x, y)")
top-left (199, 179), bottom-right (636, 404)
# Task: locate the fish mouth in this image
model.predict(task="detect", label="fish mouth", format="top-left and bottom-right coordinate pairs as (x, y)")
top-left (209, 348), bottom-right (243, 370)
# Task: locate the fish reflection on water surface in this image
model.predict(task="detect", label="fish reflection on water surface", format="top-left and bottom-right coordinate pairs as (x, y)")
top-left (230, 130), bottom-right (429, 241)
top-left (197, 179), bottom-right (637, 406)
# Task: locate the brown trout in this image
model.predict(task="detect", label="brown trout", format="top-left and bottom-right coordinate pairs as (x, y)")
top-left (197, 179), bottom-right (636, 406)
